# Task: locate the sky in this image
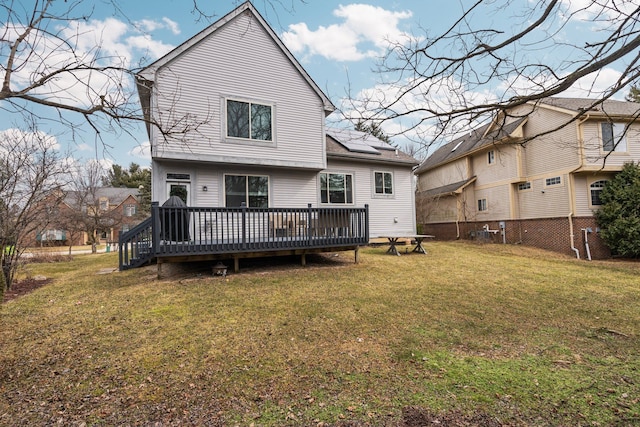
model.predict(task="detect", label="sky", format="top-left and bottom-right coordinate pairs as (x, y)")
top-left (1, 0), bottom-right (634, 168)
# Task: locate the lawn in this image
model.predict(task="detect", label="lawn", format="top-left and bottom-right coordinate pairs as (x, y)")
top-left (1, 242), bottom-right (639, 426)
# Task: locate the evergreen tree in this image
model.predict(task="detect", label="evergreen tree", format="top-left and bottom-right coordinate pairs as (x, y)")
top-left (626, 85), bottom-right (640, 103)
top-left (595, 162), bottom-right (640, 258)
top-left (355, 120), bottom-right (391, 143)
top-left (103, 163), bottom-right (152, 214)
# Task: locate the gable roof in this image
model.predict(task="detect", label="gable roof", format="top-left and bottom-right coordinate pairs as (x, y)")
top-left (64, 187), bottom-right (140, 208)
top-left (420, 177), bottom-right (477, 198)
top-left (415, 117), bottom-right (527, 174)
top-left (136, 1), bottom-right (334, 118)
top-left (326, 128), bottom-right (419, 167)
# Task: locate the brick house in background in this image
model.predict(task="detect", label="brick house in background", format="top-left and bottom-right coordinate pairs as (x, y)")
top-left (29, 187), bottom-right (145, 247)
top-left (415, 97), bottom-right (640, 259)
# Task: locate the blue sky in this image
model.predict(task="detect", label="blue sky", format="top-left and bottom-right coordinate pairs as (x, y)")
top-left (1, 0), bottom-right (633, 167)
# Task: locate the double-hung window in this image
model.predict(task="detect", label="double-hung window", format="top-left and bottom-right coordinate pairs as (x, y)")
top-left (487, 150), bottom-right (495, 164)
top-left (226, 99), bottom-right (273, 141)
top-left (601, 122), bottom-right (627, 152)
top-left (320, 173), bottom-right (353, 204)
top-left (477, 199), bottom-right (487, 212)
top-left (374, 171), bottom-right (393, 195)
top-left (224, 175), bottom-right (269, 207)
top-left (590, 180), bottom-right (608, 206)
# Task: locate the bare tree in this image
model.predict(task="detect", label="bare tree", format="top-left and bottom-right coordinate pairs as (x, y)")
top-left (345, 1), bottom-right (640, 148)
top-left (65, 161), bottom-right (127, 254)
top-left (0, 123), bottom-right (69, 293)
top-left (0, 0), bottom-right (216, 153)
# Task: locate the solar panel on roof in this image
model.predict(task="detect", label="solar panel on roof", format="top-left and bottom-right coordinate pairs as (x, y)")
top-left (327, 128), bottom-right (382, 155)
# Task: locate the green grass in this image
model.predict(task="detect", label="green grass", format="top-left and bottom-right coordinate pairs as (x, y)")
top-left (1, 242), bottom-right (639, 426)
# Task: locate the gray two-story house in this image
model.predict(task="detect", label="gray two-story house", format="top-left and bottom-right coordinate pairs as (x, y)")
top-left (121, 1), bottom-right (418, 273)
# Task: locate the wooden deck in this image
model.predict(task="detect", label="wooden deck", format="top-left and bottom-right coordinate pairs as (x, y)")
top-left (119, 203), bottom-right (369, 273)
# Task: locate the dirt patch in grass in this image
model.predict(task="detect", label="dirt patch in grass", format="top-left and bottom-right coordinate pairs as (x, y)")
top-left (2, 277), bottom-right (53, 303)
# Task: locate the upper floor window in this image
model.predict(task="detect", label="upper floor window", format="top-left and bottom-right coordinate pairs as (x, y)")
top-left (99, 198), bottom-right (109, 211)
top-left (590, 180), bottom-right (608, 206)
top-left (518, 182), bottom-right (531, 191)
top-left (224, 174), bottom-right (269, 208)
top-left (601, 122), bottom-right (627, 152)
top-left (226, 99), bottom-right (272, 141)
top-left (487, 150), bottom-right (495, 164)
top-left (320, 172), bottom-right (353, 204)
top-left (477, 198), bottom-right (487, 212)
top-left (545, 176), bottom-right (562, 186)
top-left (124, 204), bottom-right (137, 217)
top-left (374, 171), bottom-right (393, 195)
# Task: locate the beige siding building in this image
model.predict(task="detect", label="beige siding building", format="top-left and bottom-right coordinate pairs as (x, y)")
top-left (415, 97), bottom-right (640, 259)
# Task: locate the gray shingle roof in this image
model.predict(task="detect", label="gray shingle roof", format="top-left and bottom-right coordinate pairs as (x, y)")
top-left (419, 177), bottom-right (477, 198)
top-left (537, 97), bottom-right (640, 116)
top-left (415, 117), bottom-right (527, 174)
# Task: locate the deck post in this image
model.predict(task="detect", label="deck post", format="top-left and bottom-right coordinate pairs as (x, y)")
top-left (354, 245), bottom-right (360, 264)
top-left (364, 204), bottom-right (370, 242)
top-left (301, 252), bottom-right (306, 266)
top-left (307, 204), bottom-right (313, 245)
top-left (234, 255), bottom-right (240, 273)
top-left (241, 205), bottom-right (247, 249)
top-left (151, 202), bottom-right (160, 255)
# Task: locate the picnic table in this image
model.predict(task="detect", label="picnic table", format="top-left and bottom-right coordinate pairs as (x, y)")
top-left (380, 234), bottom-right (435, 256)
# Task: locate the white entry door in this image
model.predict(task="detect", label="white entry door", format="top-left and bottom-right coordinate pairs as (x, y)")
top-left (166, 182), bottom-right (191, 206)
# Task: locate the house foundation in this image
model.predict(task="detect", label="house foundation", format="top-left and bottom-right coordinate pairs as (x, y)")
top-left (420, 216), bottom-right (611, 260)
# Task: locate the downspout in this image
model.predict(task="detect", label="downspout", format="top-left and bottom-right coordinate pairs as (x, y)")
top-left (566, 114), bottom-right (590, 260)
top-left (568, 213), bottom-right (580, 259)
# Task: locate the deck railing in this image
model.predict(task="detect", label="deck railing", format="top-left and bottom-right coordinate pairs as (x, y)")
top-left (119, 203), bottom-right (369, 269)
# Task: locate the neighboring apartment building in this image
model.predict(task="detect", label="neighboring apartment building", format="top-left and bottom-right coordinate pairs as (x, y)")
top-left (30, 187), bottom-right (144, 247)
top-left (415, 97), bottom-right (640, 259)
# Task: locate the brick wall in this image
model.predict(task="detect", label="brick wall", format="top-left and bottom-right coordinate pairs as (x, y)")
top-left (420, 216), bottom-right (611, 259)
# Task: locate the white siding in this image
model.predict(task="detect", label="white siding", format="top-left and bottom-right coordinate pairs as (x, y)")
top-left (153, 161), bottom-right (318, 208)
top-left (326, 159), bottom-right (416, 237)
top-left (152, 12), bottom-right (326, 169)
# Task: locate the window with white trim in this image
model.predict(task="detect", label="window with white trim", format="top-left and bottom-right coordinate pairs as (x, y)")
top-left (487, 150), bottom-right (495, 164)
top-left (590, 180), bottom-right (608, 206)
top-left (226, 99), bottom-right (272, 141)
top-left (477, 198), bottom-right (487, 212)
top-left (545, 176), bottom-right (561, 186)
top-left (601, 122), bottom-right (627, 152)
top-left (518, 182), bottom-right (531, 191)
top-left (374, 171), bottom-right (393, 195)
top-left (224, 175), bottom-right (269, 207)
top-left (124, 204), bottom-right (137, 217)
top-left (320, 173), bottom-right (353, 204)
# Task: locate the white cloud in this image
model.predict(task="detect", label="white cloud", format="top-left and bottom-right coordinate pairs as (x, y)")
top-left (281, 4), bottom-right (413, 62)
top-left (1, 17), bottom-right (175, 111)
top-left (129, 141), bottom-right (151, 161)
top-left (134, 17), bottom-right (181, 36)
top-left (162, 18), bottom-right (181, 35)
top-left (498, 67), bottom-right (626, 100)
